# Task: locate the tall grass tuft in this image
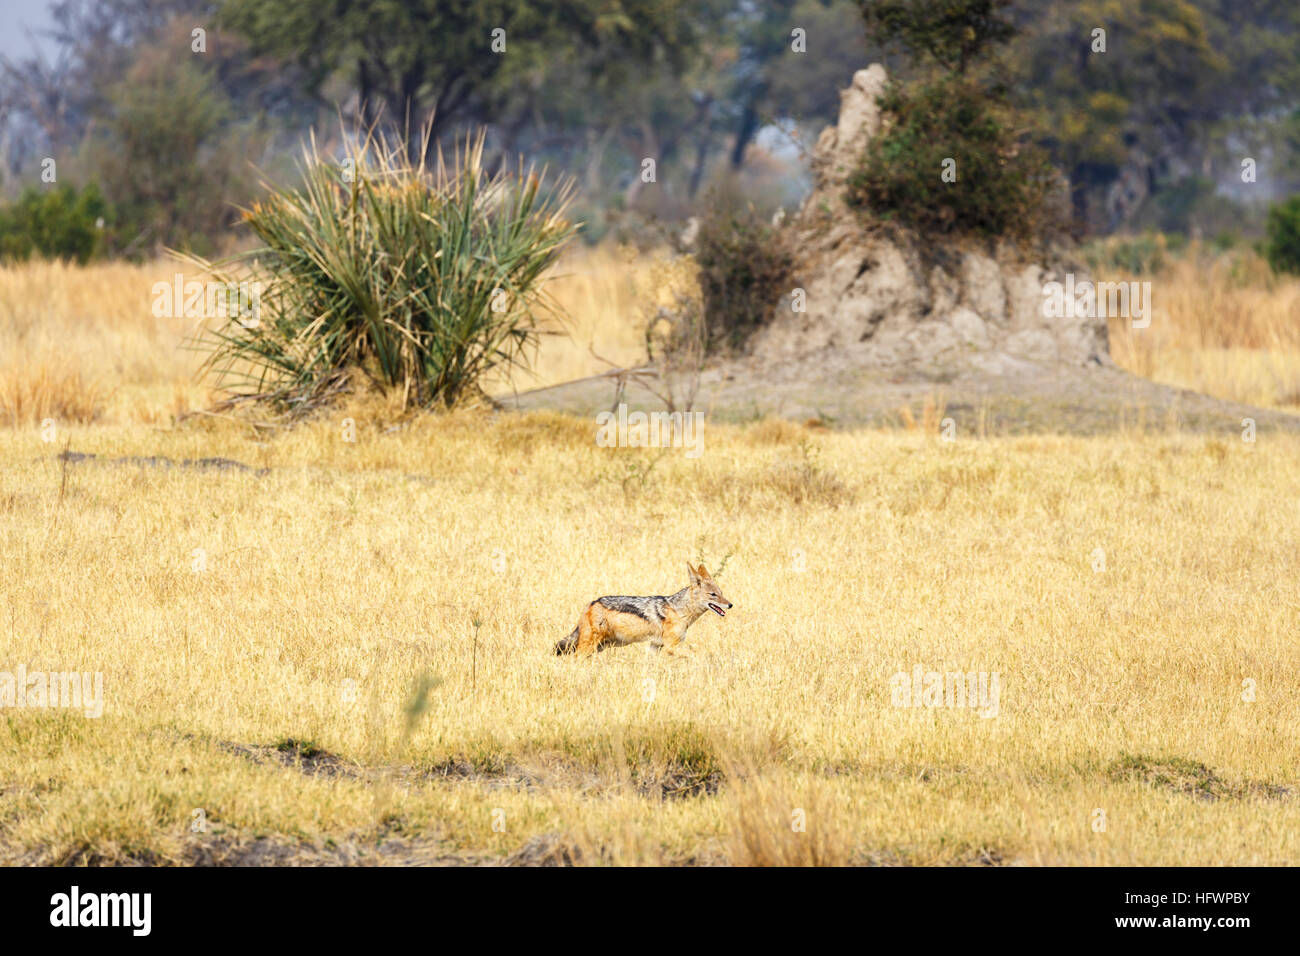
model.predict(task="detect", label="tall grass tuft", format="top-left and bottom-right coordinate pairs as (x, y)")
top-left (0, 364), bottom-right (103, 426)
top-left (188, 130), bottom-right (577, 412)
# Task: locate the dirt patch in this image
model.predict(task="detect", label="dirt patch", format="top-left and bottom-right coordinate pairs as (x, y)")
top-left (181, 833), bottom-right (490, 867)
top-left (422, 755), bottom-right (721, 800)
top-left (53, 449), bottom-right (270, 476)
top-left (3, 824), bottom-right (564, 866)
top-left (504, 833), bottom-right (584, 866)
top-left (1108, 754), bottom-right (1296, 802)
top-left (422, 757), bottom-right (553, 792)
top-left (652, 764), bottom-right (724, 799)
top-left (11, 831), bottom-right (1005, 867)
top-left (501, 361), bottom-right (1300, 437)
top-left (218, 738), bottom-right (358, 779)
top-left (187, 831), bottom-right (586, 867)
top-left (203, 729), bottom-right (721, 801)
top-left (850, 846), bottom-right (1008, 867)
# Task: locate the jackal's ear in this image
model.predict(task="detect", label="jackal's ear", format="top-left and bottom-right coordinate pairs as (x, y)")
top-left (687, 562), bottom-right (700, 584)
top-left (697, 563), bottom-right (712, 581)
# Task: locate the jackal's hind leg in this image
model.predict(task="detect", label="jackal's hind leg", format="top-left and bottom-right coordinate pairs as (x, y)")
top-left (574, 604), bottom-right (606, 657)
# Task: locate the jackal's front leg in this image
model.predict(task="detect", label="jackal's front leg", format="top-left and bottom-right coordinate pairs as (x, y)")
top-left (659, 619), bottom-right (692, 658)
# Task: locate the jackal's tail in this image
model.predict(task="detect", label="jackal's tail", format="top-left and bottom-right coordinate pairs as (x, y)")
top-left (555, 627), bottom-right (579, 655)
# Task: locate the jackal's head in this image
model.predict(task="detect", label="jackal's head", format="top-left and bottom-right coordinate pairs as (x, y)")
top-left (687, 563), bottom-right (733, 618)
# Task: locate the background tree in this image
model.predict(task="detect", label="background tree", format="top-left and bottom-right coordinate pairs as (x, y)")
top-left (88, 47), bottom-right (241, 255)
top-left (1012, 0), bottom-right (1228, 233)
top-left (862, 0), bottom-right (1016, 75)
top-left (1, 0), bottom-right (1296, 251)
top-left (218, 0), bottom-right (701, 160)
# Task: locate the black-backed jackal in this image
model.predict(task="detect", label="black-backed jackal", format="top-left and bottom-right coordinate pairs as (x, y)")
top-left (555, 563), bottom-right (733, 657)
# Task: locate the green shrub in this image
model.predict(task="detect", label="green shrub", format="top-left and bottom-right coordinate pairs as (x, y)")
top-left (1264, 194), bottom-right (1300, 276)
top-left (1212, 231), bottom-right (1239, 252)
top-left (691, 188), bottom-right (793, 352)
top-left (1081, 233), bottom-right (1170, 275)
top-left (846, 77), bottom-right (1055, 239)
top-left (0, 184), bottom-right (108, 264)
top-left (853, 1), bottom-right (1055, 241)
top-left (189, 132), bottom-right (576, 412)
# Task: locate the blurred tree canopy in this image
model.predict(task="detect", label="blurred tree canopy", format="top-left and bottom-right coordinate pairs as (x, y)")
top-left (863, 0), bottom-right (1017, 75)
top-left (218, 0), bottom-right (700, 156)
top-left (1015, 0), bottom-right (1230, 232)
top-left (0, 0), bottom-right (1296, 255)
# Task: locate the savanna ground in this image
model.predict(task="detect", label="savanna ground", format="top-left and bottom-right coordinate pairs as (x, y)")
top-left (1, 243), bottom-right (1298, 865)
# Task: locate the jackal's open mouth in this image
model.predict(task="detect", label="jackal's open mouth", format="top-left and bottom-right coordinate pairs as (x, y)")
top-left (708, 602), bottom-right (726, 617)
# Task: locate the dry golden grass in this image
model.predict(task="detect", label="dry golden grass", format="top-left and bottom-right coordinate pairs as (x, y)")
top-left (0, 247), bottom-right (668, 425)
top-left (1, 410), bottom-right (1298, 865)
top-left (5, 241), bottom-right (1298, 422)
top-left (1, 245), bottom-right (1298, 866)
top-left (482, 243), bottom-right (666, 396)
top-left (0, 259), bottom-right (212, 425)
top-left (1106, 245), bottom-right (1300, 411)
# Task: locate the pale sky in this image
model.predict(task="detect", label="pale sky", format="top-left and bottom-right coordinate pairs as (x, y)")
top-left (0, 0), bottom-right (59, 63)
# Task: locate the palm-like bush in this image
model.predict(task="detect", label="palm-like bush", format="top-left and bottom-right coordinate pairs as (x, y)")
top-left (189, 131), bottom-right (576, 411)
